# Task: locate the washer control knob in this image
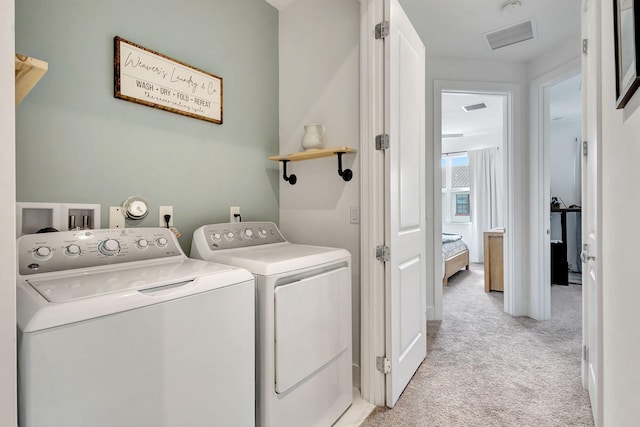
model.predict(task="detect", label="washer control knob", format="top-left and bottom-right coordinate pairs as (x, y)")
top-left (258, 229), bottom-right (268, 238)
top-left (99, 239), bottom-right (120, 256)
top-left (34, 246), bottom-right (52, 259)
top-left (211, 233), bottom-right (222, 241)
top-left (136, 239), bottom-right (149, 249)
top-left (65, 244), bottom-right (81, 256)
top-left (156, 237), bottom-right (168, 248)
top-left (225, 232), bottom-right (234, 241)
top-left (242, 229), bottom-right (254, 239)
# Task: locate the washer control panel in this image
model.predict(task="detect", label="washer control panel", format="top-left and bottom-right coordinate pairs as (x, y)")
top-left (200, 222), bottom-right (286, 250)
top-left (18, 228), bottom-right (183, 276)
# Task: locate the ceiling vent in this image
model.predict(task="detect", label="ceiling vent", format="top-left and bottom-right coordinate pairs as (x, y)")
top-left (462, 102), bottom-right (487, 112)
top-left (483, 18), bottom-right (537, 50)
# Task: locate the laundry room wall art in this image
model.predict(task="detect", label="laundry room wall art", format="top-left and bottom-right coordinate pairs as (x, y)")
top-left (114, 36), bottom-right (223, 123)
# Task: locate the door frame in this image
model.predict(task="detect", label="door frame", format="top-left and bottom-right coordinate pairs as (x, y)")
top-left (1, 0), bottom-right (17, 423)
top-left (529, 57), bottom-right (581, 321)
top-left (359, 0), bottom-right (387, 406)
top-left (433, 80), bottom-right (517, 319)
top-left (581, 0), bottom-right (602, 422)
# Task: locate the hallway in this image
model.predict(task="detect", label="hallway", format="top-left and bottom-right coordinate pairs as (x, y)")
top-left (362, 264), bottom-right (593, 426)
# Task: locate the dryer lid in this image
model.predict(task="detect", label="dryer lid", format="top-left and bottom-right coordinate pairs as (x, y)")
top-left (208, 243), bottom-right (350, 276)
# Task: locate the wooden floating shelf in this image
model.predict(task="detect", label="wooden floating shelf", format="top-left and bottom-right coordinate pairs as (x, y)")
top-left (269, 146), bottom-right (357, 185)
top-left (15, 53), bottom-right (48, 105)
top-left (268, 146), bottom-right (357, 162)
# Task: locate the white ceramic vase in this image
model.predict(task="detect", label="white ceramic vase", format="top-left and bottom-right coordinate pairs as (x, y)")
top-left (301, 124), bottom-right (325, 151)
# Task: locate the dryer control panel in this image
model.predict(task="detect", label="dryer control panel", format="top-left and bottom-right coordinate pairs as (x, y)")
top-left (196, 222), bottom-right (286, 251)
top-left (18, 228), bottom-right (184, 276)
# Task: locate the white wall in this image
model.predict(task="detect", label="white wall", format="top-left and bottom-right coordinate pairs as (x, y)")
top-left (441, 131), bottom-right (503, 154)
top-left (277, 0), bottom-right (361, 386)
top-left (1, 0), bottom-right (16, 422)
top-left (600, 0), bottom-right (640, 422)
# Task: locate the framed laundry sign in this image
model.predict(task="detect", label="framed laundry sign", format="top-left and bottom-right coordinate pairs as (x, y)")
top-left (114, 36), bottom-right (223, 123)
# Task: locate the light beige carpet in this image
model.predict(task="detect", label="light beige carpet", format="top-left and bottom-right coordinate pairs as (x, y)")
top-left (361, 264), bottom-right (594, 426)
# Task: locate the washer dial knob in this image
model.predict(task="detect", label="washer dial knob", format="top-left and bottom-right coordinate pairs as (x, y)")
top-left (225, 232), bottom-right (234, 241)
top-left (98, 239), bottom-right (120, 256)
top-left (136, 239), bottom-right (149, 249)
top-left (156, 237), bottom-right (168, 248)
top-left (65, 244), bottom-right (81, 256)
top-left (242, 229), bottom-right (254, 239)
top-left (34, 246), bottom-right (52, 259)
top-left (258, 229), bottom-right (268, 238)
top-left (211, 233), bottom-right (222, 241)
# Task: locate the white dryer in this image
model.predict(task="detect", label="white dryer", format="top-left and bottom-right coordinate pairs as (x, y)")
top-left (17, 227), bottom-right (255, 427)
top-left (191, 222), bottom-right (353, 427)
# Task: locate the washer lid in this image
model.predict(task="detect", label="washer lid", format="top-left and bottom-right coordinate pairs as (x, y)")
top-left (26, 259), bottom-right (235, 303)
top-left (208, 243), bottom-right (351, 276)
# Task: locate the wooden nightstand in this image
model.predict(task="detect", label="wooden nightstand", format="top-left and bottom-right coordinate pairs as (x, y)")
top-left (484, 229), bottom-right (504, 292)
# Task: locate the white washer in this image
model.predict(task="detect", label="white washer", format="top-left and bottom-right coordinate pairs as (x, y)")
top-left (17, 227), bottom-right (255, 427)
top-left (191, 222), bottom-right (353, 427)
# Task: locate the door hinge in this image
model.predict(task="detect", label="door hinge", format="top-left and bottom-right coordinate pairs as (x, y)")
top-left (583, 345), bottom-right (589, 362)
top-left (375, 21), bottom-right (390, 39)
top-left (582, 38), bottom-right (588, 54)
top-left (376, 245), bottom-right (390, 262)
top-left (583, 140), bottom-right (588, 156)
top-left (376, 356), bottom-right (391, 374)
top-left (375, 133), bottom-right (389, 150)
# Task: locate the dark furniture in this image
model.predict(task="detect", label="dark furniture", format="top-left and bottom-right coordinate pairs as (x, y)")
top-left (550, 207), bottom-right (581, 285)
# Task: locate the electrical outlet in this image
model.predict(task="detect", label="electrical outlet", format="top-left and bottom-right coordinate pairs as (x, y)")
top-left (109, 207), bottom-right (125, 229)
top-left (230, 206), bottom-right (241, 222)
top-left (159, 206), bottom-right (174, 227)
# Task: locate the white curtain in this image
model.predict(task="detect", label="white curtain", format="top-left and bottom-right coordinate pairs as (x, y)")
top-left (469, 147), bottom-right (503, 263)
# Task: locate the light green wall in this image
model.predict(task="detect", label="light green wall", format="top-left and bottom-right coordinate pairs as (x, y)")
top-left (15, 0), bottom-right (279, 254)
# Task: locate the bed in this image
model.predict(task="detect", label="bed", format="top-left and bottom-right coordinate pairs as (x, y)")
top-left (442, 233), bottom-right (469, 286)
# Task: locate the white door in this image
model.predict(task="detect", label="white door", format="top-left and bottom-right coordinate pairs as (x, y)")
top-left (384, 0), bottom-right (427, 407)
top-left (581, 0), bottom-right (602, 424)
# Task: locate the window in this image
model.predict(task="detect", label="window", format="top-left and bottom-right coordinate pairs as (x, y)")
top-left (456, 193), bottom-right (470, 215)
top-left (442, 153), bottom-right (470, 223)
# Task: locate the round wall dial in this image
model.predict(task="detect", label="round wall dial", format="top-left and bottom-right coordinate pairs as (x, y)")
top-left (123, 196), bottom-right (149, 220)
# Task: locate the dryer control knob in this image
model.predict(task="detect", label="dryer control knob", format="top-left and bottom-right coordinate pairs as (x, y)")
top-left (34, 246), bottom-right (52, 259)
top-left (242, 229), bottom-right (254, 239)
top-left (225, 232), bottom-right (234, 241)
top-left (136, 239), bottom-right (149, 249)
top-left (65, 244), bottom-right (81, 256)
top-left (156, 237), bottom-right (168, 248)
top-left (211, 233), bottom-right (222, 241)
top-left (258, 229), bottom-right (268, 238)
top-left (99, 239), bottom-right (120, 256)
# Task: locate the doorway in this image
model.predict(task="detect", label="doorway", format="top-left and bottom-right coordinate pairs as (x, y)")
top-left (548, 74), bottom-right (583, 293)
top-left (441, 92), bottom-right (507, 299)
top-left (433, 81), bottom-right (517, 320)
top-left (530, 58), bottom-right (581, 321)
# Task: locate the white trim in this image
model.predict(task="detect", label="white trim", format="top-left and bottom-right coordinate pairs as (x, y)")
top-left (433, 80), bottom-right (519, 317)
top-left (359, 0), bottom-right (386, 406)
top-left (529, 57), bottom-right (581, 321)
top-left (0, 0), bottom-right (17, 422)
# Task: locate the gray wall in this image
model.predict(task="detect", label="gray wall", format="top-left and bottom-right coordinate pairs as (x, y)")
top-left (15, 0), bottom-right (280, 253)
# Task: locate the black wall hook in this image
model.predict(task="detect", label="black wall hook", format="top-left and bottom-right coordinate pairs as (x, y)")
top-left (281, 160), bottom-right (297, 185)
top-left (336, 152), bottom-right (353, 182)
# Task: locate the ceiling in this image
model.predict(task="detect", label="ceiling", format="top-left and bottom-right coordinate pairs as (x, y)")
top-left (398, 0), bottom-right (582, 63)
top-left (442, 93), bottom-right (505, 138)
top-left (267, 0), bottom-right (582, 63)
top-left (266, 0), bottom-right (583, 139)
